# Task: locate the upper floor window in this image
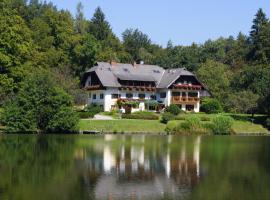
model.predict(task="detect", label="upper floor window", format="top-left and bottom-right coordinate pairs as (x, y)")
top-left (93, 94), bottom-right (96, 99)
top-left (112, 94), bottom-right (121, 99)
top-left (160, 92), bottom-right (166, 98)
top-left (126, 93), bottom-right (133, 98)
top-left (189, 92), bottom-right (198, 97)
top-left (150, 95), bottom-right (156, 100)
top-left (138, 93), bottom-right (145, 99)
top-left (100, 93), bottom-right (104, 99)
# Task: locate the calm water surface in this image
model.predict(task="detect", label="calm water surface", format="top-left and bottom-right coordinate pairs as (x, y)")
top-left (0, 134), bottom-right (270, 200)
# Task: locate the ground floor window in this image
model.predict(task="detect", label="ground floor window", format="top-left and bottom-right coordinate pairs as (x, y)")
top-left (100, 93), bottom-right (104, 99)
top-left (112, 94), bottom-right (121, 99)
top-left (93, 94), bottom-right (96, 99)
top-left (150, 95), bottom-right (156, 100)
top-left (138, 93), bottom-right (145, 99)
top-left (186, 105), bottom-right (194, 111)
top-left (160, 92), bottom-right (166, 98)
top-left (126, 93), bottom-right (133, 98)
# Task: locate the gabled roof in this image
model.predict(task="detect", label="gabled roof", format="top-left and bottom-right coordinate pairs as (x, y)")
top-left (85, 62), bottom-right (200, 89)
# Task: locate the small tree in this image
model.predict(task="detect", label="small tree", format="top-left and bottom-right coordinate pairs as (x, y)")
top-left (165, 104), bottom-right (181, 115)
top-left (201, 98), bottom-right (223, 114)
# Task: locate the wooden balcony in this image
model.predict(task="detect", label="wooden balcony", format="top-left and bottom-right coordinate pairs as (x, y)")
top-left (119, 86), bottom-right (156, 92)
top-left (171, 96), bottom-right (200, 104)
top-left (172, 84), bottom-right (202, 90)
top-left (85, 85), bottom-right (103, 91)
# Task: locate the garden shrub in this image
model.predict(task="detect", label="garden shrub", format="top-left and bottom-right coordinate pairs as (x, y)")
top-left (165, 120), bottom-right (179, 133)
top-left (211, 115), bottom-right (234, 135)
top-left (160, 112), bottom-right (175, 124)
top-left (201, 98), bottom-right (223, 114)
top-left (165, 104), bottom-right (181, 115)
top-left (175, 114), bottom-right (187, 120)
top-left (200, 116), bottom-right (211, 121)
top-left (122, 111), bottom-right (159, 120)
top-left (179, 116), bottom-right (202, 132)
top-left (266, 118), bottom-right (270, 129)
top-left (84, 104), bottom-right (103, 117)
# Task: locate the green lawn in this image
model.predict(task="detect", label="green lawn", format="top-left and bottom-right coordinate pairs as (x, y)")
top-left (232, 120), bottom-right (269, 134)
top-left (79, 119), bottom-right (166, 133)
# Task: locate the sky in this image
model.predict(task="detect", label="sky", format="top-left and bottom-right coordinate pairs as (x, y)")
top-left (49, 0), bottom-right (270, 46)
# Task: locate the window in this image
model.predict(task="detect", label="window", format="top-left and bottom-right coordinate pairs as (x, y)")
top-left (189, 92), bottom-right (198, 97)
top-left (93, 94), bottom-right (96, 99)
top-left (126, 93), bottom-right (133, 98)
top-left (186, 105), bottom-right (194, 111)
top-left (160, 92), bottom-right (166, 98)
top-left (112, 94), bottom-right (121, 99)
top-left (138, 93), bottom-right (145, 99)
top-left (172, 92), bottom-right (180, 97)
top-left (100, 93), bottom-right (104, 99)
top-left (88, 93), bottom-right (91, 98)
top-left (150, 95), bottom-right (156, 100)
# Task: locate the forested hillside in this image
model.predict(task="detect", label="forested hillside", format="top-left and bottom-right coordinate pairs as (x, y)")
top-left (1, 0), bottom-right (270, 115)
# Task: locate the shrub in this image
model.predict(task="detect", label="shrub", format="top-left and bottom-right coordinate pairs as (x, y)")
top-left (165, 104), bottom-right (181, 115)
top-left (201, 98), bottom-right (223, 114)
top-left (160, 112), bottom-right (175, 124)
top-left (211, 115), bottom-right (234, 135)
top-left (122, 111), bottom-right (159, 120)
top-left (83, 104), bottom-right (103, 118)
top-left (200, 116), bottom-right (211, 121)
top-left (165, 120), bottom-right (179, 133)
top-left (180, 116), bottom-right (202, 132)
top-left (266, 118), bottom-right (270, 129)
top-left (78, 111), bottom-right (95, 119)
top-left (175, 114), bottom-right (187, 120)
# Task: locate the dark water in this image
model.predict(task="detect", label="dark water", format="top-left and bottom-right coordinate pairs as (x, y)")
top-left (0, 135), bottom-right (270, 200)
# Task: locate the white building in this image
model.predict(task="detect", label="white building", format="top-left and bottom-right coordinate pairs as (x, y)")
top-left (83, 61), bottom-right (210, 113)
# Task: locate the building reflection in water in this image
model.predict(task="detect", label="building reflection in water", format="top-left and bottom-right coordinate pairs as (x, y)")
top-left (75, 135), bottom-right (201, 200)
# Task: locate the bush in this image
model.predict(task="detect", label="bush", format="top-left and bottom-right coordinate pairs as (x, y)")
top-left (200, 116), bottom-right (211, 121)
top-left (78, 111), bottom-right (95, 119)
top-left (211, 115), bottom-right (234, 135)
top-left (175, 114), bottom-right (187, 120)
top-left (165, 120), bottom-right (179, 133)
top-left (83, 104), bottom-right (103, 118)
top-left (266, 118), bottom-right (270, 129)
top-left (122, 111), bottom-right (159, 120)
top-left (179, 116), bottom-right (202, 132)
top-left (165, 104), bottom-right (181, 115)
top-left (160, 112), bottom-right (175, 124)
top-left (201, 98), bottom-right (223, 114)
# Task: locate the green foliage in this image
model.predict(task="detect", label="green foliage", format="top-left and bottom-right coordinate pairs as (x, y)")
top-left (122, 111), bottom-right (159, 120)
top-left (160, 112), bottom-right (175, 124)
top-left (226, 91), bottom-right (259, 113)
top-left (201, 98), bottom-right (223, 114)
top-left (165, 104), bottom-right (181, 115)
top-left (211, 115), bottom-right (234, 135)
top-left (1, 69), bottom-right (78, 133)
top-left (84, 104), bottom-right (103, 117)
top-left (179, 116), bottom-right (202, 132)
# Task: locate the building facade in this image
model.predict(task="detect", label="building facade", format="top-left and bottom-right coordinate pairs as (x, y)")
top-left (83, 62), bottom-right (210, 113)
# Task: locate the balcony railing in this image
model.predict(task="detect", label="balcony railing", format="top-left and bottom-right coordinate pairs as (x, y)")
top-left (173, 84), bottom-right (202, 90)
top-left (171, 96), bottom-right (200, 104)
top-left (119, 86), bottom-right (156, 92)
top-left (85, 85), bottom-right (103, 90)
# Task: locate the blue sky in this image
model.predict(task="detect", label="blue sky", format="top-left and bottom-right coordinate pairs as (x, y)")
top-left (49, 0), bottom-right (270, 46)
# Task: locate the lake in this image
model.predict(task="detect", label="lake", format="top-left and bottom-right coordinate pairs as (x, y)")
top-left (0, 134), bottom-right (269, 200)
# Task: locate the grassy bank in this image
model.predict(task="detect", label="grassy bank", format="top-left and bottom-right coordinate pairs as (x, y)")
top-left (79, 117), bottom-right (269, 135)
top-left (79, 119), bottom-right (166, 133)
